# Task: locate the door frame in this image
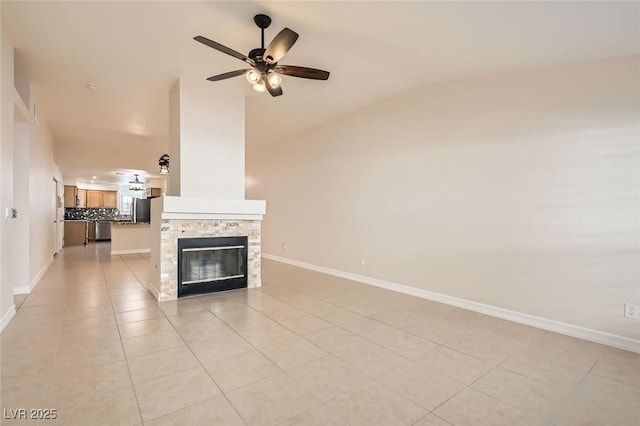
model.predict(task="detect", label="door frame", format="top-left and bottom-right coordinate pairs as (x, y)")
top-left (53, 177), bottom-right (60, 255)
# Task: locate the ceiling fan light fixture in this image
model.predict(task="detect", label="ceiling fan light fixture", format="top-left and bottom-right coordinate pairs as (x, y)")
top-left (158, 154), bottom-right (170, 175)
top-left (252, 79), bottom-right (266, 92)
top-left (267, 73), bottom-right (281, 88)
top-left (195, 14), bottom-right (330, 97)
top-left (245, 69), bottom-right (260, 84)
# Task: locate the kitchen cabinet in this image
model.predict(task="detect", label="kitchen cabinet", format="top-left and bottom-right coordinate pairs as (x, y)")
top-left (77, 189), bottom-right (86, 208)
top-left (145, 187), bottom-right (162, 197)
top-left (86, 190), bottom-right (118, 208)
top-left (86, 190), bottom-right (102, 208)
top-left (64, 221), bottom-right (86, 246)
top-left (102, 191), bottom-right (118, 208)
top-left (64, 186), bottom-right (77, 208)
top-left (87, 221), bottom-right (96, 241)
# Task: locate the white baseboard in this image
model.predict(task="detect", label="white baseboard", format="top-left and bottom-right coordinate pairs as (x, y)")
top-left (148, 283), bottom-right (160, 300)
top-left (263, 253), bottom-right (640, 354)
top-left (13, 256), bottom-right (53, 295)
top-left (111, 249), bottom-right (151, 255)
top-left (13, 285), bottom-right (31, 295)
top-left (31, 256), bottom-right (53, 290)
top-left (0, 305), bottom-right (16, 333)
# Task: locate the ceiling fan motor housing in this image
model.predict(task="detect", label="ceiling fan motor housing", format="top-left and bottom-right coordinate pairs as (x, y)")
top-left (248, 48), bottom-right (266, 60)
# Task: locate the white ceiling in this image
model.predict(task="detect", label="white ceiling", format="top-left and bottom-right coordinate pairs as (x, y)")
top-left (3, 1), bottom-right (639, 185)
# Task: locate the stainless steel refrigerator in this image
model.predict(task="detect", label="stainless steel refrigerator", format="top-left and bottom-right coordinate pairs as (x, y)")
top-left (132, 198), bottom-right (151, 223)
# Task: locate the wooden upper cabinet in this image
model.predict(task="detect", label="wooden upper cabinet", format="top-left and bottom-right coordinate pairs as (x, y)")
top-left (146, 187), bottom-right (162, 197)
top-left (102, 191), bottom-right (118, 208)
top-left (86, 190), bottom-right (102, 208)
top-left (63, 186), bottom-right (77, 208)
top-left (77, 189), bottom-right (87, 208)
top-left (66, 188), bottom-right (118, 209)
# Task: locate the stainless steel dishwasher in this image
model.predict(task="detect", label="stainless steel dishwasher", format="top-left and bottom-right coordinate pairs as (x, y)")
top-left (95, 221), bottom-right (111, 241)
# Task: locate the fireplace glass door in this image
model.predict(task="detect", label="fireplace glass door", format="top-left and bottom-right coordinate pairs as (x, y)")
top-left (182, 245), bottom-right (244, 284)
top-left (177, 236), bottom-right (248, 297)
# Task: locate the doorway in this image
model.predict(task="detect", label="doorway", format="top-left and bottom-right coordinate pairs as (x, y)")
top-left (53, 177), bottom-right (59, 256)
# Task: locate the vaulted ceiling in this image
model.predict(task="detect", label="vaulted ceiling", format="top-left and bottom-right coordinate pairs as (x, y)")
top-left (3, 1), bottom-right (639, 185)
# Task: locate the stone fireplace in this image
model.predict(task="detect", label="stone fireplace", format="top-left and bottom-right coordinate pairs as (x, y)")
top-left (149, 197), bottom-right (265, 301)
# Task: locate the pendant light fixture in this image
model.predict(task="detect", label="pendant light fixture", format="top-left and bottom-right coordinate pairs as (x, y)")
top-left (129, 174), bottom-right (144, 191)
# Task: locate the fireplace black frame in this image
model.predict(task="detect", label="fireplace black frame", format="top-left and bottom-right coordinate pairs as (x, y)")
top-left (177, 236), bottom-right (248, 298)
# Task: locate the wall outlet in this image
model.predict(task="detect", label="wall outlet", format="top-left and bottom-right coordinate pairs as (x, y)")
top-left (624, 303), bottom-right (639, 320)
top-left (360, 258), bottom-right (366, 267)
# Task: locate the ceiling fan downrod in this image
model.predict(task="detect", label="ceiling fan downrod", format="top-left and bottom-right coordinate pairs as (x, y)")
top-left (254, 14), bottom-right (272, 50)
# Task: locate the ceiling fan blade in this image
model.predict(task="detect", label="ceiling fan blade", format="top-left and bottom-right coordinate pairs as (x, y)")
top-left (194, 36), bottom-right (254, 65)
top-left (206, 69), bottom-right (251, 82)
top-left (263, 28), bottom-right (299, 64)
top-left (265, 80), bottom-right (283, 97)
top-left (274, 65), bottom-right (330, 80)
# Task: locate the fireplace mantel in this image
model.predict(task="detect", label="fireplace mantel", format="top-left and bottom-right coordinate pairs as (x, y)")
top-left (161, 196), bottom-right (266, 221)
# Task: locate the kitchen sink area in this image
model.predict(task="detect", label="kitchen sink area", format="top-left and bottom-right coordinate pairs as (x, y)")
top-left (62, 184), bottom-right (156, 248)
top-left (63, 208), bottom-right (124, 246)
top-left (63, 201), bottom-right (152, 251)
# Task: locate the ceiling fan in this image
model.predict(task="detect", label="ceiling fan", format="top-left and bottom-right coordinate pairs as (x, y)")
top-left (194, 14), bottom-right (330, 97)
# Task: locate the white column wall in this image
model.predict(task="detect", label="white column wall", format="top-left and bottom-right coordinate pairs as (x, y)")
top-left (168, 79), bottom-right (245, 199)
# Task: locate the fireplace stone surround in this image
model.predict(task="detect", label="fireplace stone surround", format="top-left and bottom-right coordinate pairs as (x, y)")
top-left (149, 196), bottom-right (266, 301)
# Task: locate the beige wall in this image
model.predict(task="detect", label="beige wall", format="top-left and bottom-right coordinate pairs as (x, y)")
top-left (1, 27), bottom-right (62, 329)
top-left (247, 56), bottom-right (640, 340)
top-left (1, 20), bottom-right (16, 325)
top-left (28, 90), bottom-right (63, 284)
top-left (111, 224), bottom-right (151, 255)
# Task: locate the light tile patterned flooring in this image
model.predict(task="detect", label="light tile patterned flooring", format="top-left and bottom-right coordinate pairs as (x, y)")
top-left (1, 243), bottom-right (639, 425)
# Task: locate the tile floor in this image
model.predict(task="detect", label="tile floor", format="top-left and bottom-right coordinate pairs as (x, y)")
top-left (1, 243), bottom-right (639, 425)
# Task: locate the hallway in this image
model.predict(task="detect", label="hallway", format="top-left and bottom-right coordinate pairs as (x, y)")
top-left (1, 244), bottom-right (639, 425)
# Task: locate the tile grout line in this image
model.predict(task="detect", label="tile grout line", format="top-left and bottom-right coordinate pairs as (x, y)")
top-left (205, 303), bottom-right (313, 425)
top-left (154, 302), bottom-right (250, 425)
top-left (102, 250), bottom-right (146, 425)
top-left (230, 294), bottom-right (424, 425)
top-left (201, 295), bottom-right (377, 425)
top-left (37, 251), bottom-right (79, 422)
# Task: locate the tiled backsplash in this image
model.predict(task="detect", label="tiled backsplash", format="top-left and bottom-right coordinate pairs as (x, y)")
top-left (64, 208), bottom-right (122, 221)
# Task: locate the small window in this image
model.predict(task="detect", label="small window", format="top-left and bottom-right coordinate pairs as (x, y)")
top-left (120, 195), bottom-right (133, 215)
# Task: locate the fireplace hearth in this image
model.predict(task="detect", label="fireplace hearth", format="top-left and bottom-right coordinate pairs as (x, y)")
top-left (177, 236), bottom-right (248, 297)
